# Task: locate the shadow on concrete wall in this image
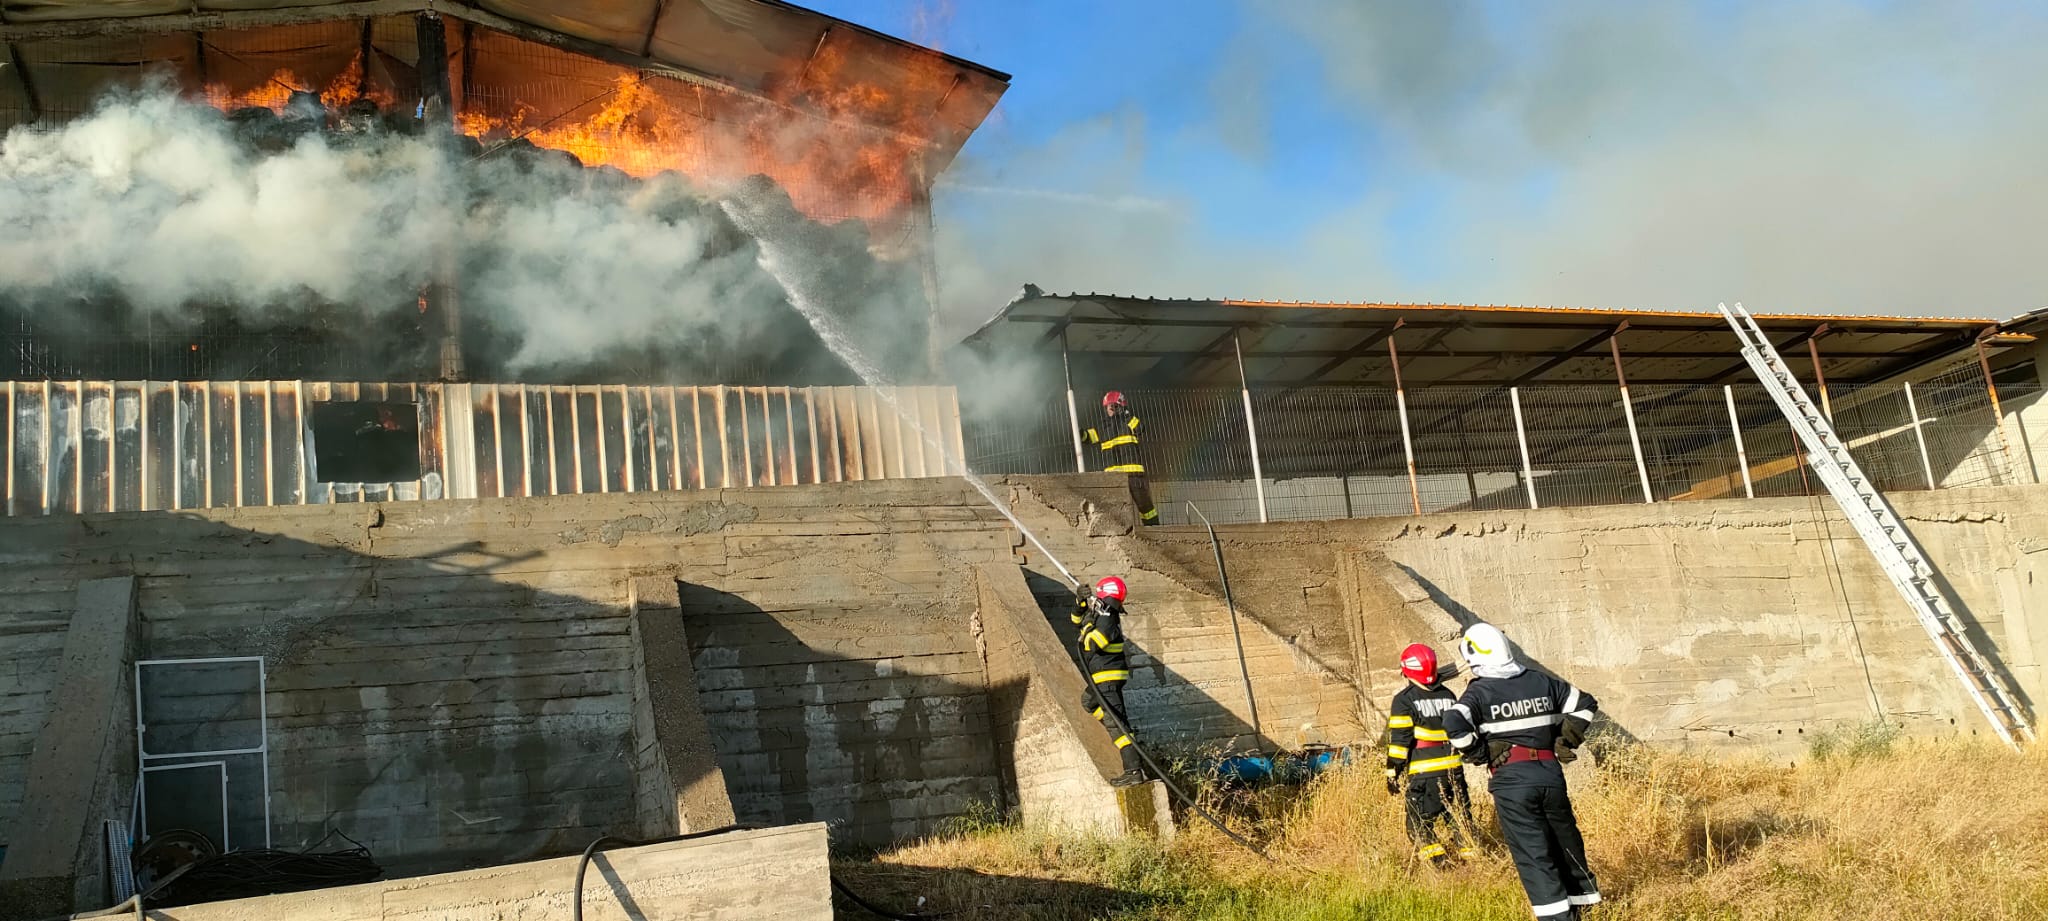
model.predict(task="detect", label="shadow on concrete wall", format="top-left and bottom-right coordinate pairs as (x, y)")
top-left (673, 581), bottom-right (1021, 852)
top-left (1392, 563), bottom-right (1643, 748)
top-left (0, 512), bottom-right (667, 883)
top-left (1018, 568), bottom-right (1260, 754)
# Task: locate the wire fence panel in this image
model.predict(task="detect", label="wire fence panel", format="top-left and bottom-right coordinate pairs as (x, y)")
top-left (1250, 387), bottom-right (1413, 521)
top-left (1117, 390), bottom-right (1257, 525)
top-left (1515, 385), bottom-right (1645, 508)
top-left (956, 368), bottom-right (2017, 524)
top-left (1917, 361), bottom-right (2015, 488)
top-left (964, 394), bottom-right (1072, 476)
top-left (1830, 382), bottom-right (1929, 492)
top-left (1631, 384), bottom-right (1743, 502)
top-left (1403, 386), bottom-right (1532, 513)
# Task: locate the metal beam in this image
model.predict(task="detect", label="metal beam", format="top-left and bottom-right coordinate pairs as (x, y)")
top-left (1289, 326), bottom-right (1400, 386)
top-left (1137, 327), bottom-right (1243, 385)
top-left (1704, 328), bottom-right (1825, 384)
top-left (0, 0), bottom-right (426, 41)
top-left (1000, 312), bottom-right (1985, 338)
top-left (639, 0), bottom-right (674, 58)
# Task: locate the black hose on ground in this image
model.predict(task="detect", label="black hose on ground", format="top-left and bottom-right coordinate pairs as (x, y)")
top-left (570, 827), bottom-right (942, 921)
top-left (1093, 702), bottom-right (1274, 862)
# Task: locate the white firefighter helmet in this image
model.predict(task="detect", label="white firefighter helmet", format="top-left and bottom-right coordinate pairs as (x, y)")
top-left (1460, 623), bottom-right (1515, 671)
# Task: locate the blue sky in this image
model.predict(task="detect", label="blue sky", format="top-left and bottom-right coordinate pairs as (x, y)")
top-left (805, 1), bottom-right (2048, 327)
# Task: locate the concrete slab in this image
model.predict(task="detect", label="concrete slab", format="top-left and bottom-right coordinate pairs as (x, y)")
top-left (0, 576), bottom-right (138, 920)
top-left (146, 824), bottom-right (832, 921)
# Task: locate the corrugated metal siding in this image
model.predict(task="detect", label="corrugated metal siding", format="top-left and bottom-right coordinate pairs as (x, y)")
top-left (2, 381), bottom-right (964, 515)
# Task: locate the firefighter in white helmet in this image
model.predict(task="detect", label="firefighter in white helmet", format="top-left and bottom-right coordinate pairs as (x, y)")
top-left (1442, 623), bottom-right (1601, 919)
top-left (1074, 575), bottom-right (1147, 785)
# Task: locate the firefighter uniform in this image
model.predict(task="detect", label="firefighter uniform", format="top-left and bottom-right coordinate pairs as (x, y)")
top-left (1443, 624), bottom-right (1601, 919)
top-left (1083, 407), bottom-right (1158, 525)
top-left (1386, 682), bottom-right (1477, 864)
top-left (1075, 590), bottom-right (1145, 780)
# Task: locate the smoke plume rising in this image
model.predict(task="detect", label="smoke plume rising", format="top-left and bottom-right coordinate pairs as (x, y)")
top-left (931, 0), bottom-right (2048, 325)
top-left (0, 85), bottom-right (923, 383)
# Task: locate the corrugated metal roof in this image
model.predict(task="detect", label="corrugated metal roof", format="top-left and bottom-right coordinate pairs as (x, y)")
top-left (0, 0), bottom-right (1009, 175)
top-left (963, 289), bottom-right (2026, 389)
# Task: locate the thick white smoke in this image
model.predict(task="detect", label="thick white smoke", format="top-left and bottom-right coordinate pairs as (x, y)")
top-left (0, 87), bottom-right (811, 371)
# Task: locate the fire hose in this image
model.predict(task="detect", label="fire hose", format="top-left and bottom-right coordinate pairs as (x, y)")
top-left (1088, 691), bottom-right (1275, 863)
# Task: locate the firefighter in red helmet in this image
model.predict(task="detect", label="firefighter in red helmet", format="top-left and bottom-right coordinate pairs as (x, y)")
top-left (1082, 391), bottom-right (1158, 525)
top-left (1074, 575), bottom-right (1147, 785)
top-left (1386, 642), bottom-right (1477, 865)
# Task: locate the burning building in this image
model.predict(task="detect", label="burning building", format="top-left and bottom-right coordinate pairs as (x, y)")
top-left (0, 1), bottom-right (1009, 513)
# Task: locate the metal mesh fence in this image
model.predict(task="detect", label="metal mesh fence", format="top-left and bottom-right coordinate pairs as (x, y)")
top-left (964, 361), bottom-right (2022, 525)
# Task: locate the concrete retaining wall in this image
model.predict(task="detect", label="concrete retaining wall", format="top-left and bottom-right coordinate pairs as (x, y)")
top-left (7, 475), bottom-right (1277, 897)
top-left (147, 824), bottom-right (831, 921)
top-left (1127, 484), bottom-right (2048, 755)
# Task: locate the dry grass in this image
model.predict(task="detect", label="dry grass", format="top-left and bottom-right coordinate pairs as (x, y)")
top-left (833, 733), bottom-right (2048, 920)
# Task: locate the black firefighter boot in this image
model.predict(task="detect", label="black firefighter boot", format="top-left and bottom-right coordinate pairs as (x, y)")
top-left (1109, 746), bottom-right (1147, 787)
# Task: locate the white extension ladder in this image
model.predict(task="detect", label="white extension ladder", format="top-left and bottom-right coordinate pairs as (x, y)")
top-left (1719, 302), bottom-right (2034, 750)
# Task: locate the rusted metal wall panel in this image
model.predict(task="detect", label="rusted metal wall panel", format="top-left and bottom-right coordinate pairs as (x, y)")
top-left (0, 381), bottom-right (963, 515)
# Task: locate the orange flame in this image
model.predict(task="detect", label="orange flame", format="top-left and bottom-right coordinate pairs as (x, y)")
top-left (206, 50), bottom-right (945, 228)
top-left (205, 52), bottom-right (393, 114)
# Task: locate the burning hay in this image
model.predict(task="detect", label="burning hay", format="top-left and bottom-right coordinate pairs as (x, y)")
top-left (0, 84), bottom-right (929, 385)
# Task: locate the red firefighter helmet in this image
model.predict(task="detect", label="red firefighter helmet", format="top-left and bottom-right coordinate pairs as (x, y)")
top-left (1093, 576), bottom-right (1128, 601)
top-left (1399, 643), bottom-right (1438, 686)
top-left (1102, 390), bottom-right (1128, 414)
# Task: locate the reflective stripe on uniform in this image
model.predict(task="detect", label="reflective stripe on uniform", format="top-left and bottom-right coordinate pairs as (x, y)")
top-left (1114, 734), bottom-right (1134, 748)
top-left (1532, 898), bottom-right (1572, 917)
top-left (1562, 688), bottom-right (1580, 714)
top-left (1092, 707), bottom-right (1106, 720)
top-left (1085, 629), bottom-right (1112, 650)
top-left (1450, 702), bottom-right (1472, 718)
top-left (1103, 642), bottom-right (1124, 652)
top-left (1407, 754), bottom-right (1463, 774)
top-left (1448, 733), bottom-right (1476, 749)
top-left (1126, 417), bottom-right (1141, 432)
top-left (1387, 745), bottom-right (1409, 759)
top-left (1387, 715), bottom-right (1415, 729)
top-left (1139, 508), bottom-right (1159, 521)
top-left (1091, 669), bottom-right (1131, 683)
top-left (1481, 713), bottom-right (1562, 733)
top-left (1568, 894), bottom-right (1601, 907)
top-left (1084, 428), bottom-right (1101, 444)
top-left (1414, 727), bottom-right (1449, 742)
top-left (1105, 463), bottom-right (1146, 474)
top-left (1099, 434), bottom-right (1138, 450)
top-left (1417, 843), bottom-right (1446, 859)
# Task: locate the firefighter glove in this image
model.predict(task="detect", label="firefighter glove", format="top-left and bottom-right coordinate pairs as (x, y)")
top-left (1486, 739), bottom-right (1514, 769)
top-left (1384, 769), bottom-right (1402, 796)
top-left (1554, 744), bottom-right (1578, 765)
top-left (1559, 716), bottom-right (1589, 749)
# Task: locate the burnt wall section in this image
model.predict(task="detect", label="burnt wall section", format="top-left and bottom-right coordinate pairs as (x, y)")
top-left (0, 380), bottom-right (964, 516)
